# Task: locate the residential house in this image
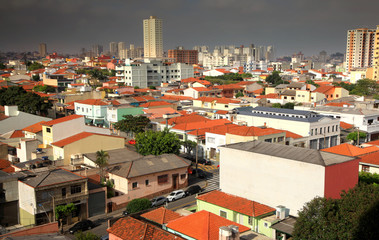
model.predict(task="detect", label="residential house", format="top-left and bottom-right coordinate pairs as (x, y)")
top-left (183, 87), bottom-right (221, 99)
top-left (82, 148), bottom-right (142, 168)
top-left (74, 99), bottom-right (112, 127)
top-left (107, 217), bottom-right (185, 240)
top-left (180, 77), bottom-right (212, 88)
top-left (235, 107), bottom-right (341, 149)
top-left (165, 210), bottom-right (250, 240)
top-left (192, 97), bottom-right (249, 112)
top-left (141, 207), bottom-right (182, 227)
top-left (107, 154), bottom-right (190, 208)
top-left (214, 84), bottom-right (244, 98)
top-left (51, 132), bottom-right (124, 166)
top-left (18, 168), bottom-right (88, 226)
top-left (107, 105), bottom-right (144, 131)
top-left (197, 190), bottom-right (276, 238)
top-left (313, 85), bottom-right (349, 101)
top-left (359, 151), bottom-right (379, 174)
top-left (140, 101), bottom-right (177, 110)
top-left (219, 140), bottom-right (359, 216)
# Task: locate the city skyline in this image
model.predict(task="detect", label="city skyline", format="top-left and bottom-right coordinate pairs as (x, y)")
top-left (0, 0), bottom-right (378, 56)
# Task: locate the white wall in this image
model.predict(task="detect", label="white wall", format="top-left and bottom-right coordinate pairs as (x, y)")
top-left (219, 147), bottom-right (325, 216)
top-left (18, 182), bottom-right (36, 215)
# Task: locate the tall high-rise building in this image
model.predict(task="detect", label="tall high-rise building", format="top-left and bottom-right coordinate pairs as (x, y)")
top-left (118, 42), bottom-right (126, 58)
top-left (109, 42), bottom-right (118, 57)
top-left (143, 16), bottom-right (163, 58)
top-left (372, 25), bottom-right (379, 80)
top-left (39, 43), bottom-right (47, 57)
top-left (92, 45), bottom-right (103, 57)
top-left (345, 28), bottom-right (376, 72)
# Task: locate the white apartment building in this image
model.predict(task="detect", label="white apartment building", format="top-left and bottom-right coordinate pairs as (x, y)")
top-left (115, 59), bottom-right (194, 88)
top-left (234, 107), bottom-right (340, 149)
top-left (143, 16), bottom-right (163, 58)
top-left (345, 28), bottom-right (376, 72)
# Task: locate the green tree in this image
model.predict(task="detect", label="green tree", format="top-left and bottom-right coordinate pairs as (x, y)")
top-left (27, 61), bottom-right (44, 71)
top-left (55, 203), bottom-right (77, 232)
top-left (350, 78), bottom-right (379, 96)
top-left (126, 198), bottom-right (151, 214)
top-left (134, 86), bottom-right (140, 89)
top-left (95, 150), bottom-right (109, 183)
top-left (32, 74), bottom-right (40, 81)
top-left (333, 82), bottom-right (356, 92)
top-left (0, 86), bottom-right (52, 115)
top-left (135, 129), bottom-right (181, 156)
top-left (181, 140), bottom-right (197, 156)
top-left (293, 184), bottom-right (379, 240)
top-left (359, 172), bottom-right (379, 185)
top-left (282, 102), bottom-right (295, 109)
top-left (347, 131), bottom-right (367, 144)
top-left (114, 115), bottom-right (151, 137)
top-left (74, 231), bottom-right (100, 240)
top-left (305, 80), bottom-right (320, 88)
top-left (33, 85), bottom-right (56, 93)
top-left (271, 103), bottom-right (282, 108)
top-left (265, 71), bottom-right (283, 85)
top-left (149, 86), bottom-right (156, 90)
top-left (235, 92), bottom-right (244, 98)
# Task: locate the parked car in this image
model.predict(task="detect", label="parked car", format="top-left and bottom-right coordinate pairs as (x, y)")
top-left (151, 196), bottom-right (168, 207)
top-left (191, 169), bottom-right (206, 179)
top-left (166, 190), bottom-right (186, 202)
top-left (128, 139), bottom-right (136, 145)
top-left (198, 158), bottom-right (212, 165)
top-left (69, 220), bottom-right (95, 234)
top-left (100, 233), bottom-right (109, 240)
top-left (185, 185), bottom-right (202, 196)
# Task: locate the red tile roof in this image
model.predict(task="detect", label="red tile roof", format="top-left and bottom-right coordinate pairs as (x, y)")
top-left (282, 130), bottom-right (303, 139)
top-left (214, 84), bottom-right (244, 90)
top-left (9, 130), bottom-right (25, 138)
top-left (313, 85), bottom-right (334, 94)
top-left (227, 126), bottom-right (284, 137)
top-left (197, 190), bottom-right (275, 217)
top-left (76, 99), bottom-right (110, 106)
top-left (1, 166), bottom-right (15, 173)
top-left (340, 121), bottom-right (354, 130)
top-left (365, 139), bottom-right (379, 147)
top-left (0, 159), bottom-right (11, 169)
top-left (215, 110), bottom-right (229, 115)
top-left (161, 95), bottom-right (193, 101)
top-left (43, 115), bottom-right (83, 127)
top-left (195, 97), bottom-right (240, 104)
top-left (256, 93), bottom-right (280, 99)
top-left (191, 87), bottom-right (214, 92)
top-left (172, 119), bottom-right (231, 131)
top-left (163, 114), bottom-right (208, 125)
top-left (141, 207), bottom-right (182, 225)
top-left (359, 151), bottom-right (379, 166)
top-left (140, 101), bottom-right (173, 108)
top-left (107, 217), bottom-right (184, 240)
top-left (325, 102), bottom-right (352, 107)
top-left (166, 210), bottom-right (249, 240)
top-left (322, 143), bottom-right (379, 157)
top-left (214, 68), bottom-right (231, 74)
top-left (181, 77), bottom-right (201, 83)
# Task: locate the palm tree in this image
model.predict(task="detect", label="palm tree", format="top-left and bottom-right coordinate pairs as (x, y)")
top-left (96, 150), bottom-right (109, 184)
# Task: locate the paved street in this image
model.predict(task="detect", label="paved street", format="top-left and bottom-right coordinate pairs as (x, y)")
top-left (64, 162), bottom-right (220, 239)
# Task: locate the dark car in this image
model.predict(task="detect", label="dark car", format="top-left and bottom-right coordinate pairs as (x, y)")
top-left (69, 220), bottom-right (95, 234)
top-left (191, 169), bottom-right (206, 179)
top-left (151, 196), bottom-right (168, 207)
top-left (197, 158), bottom-right (212, 165)
top-left (185, 185), bottom-right (202, 196)
top-left (122, 210), bottom-right (128, 216)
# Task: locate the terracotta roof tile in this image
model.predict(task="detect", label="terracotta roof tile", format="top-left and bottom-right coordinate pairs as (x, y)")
top-left (51, 132), bottom-right (94, 147)
top-left (107, 217), bottom-right (184, 240)
top-left (0, 159), bottom-right (11, 169)
top-left (161, 95), bottom-right (193, 101)
top-left (76, 99), bottom-right (110, 106)
top-left (197, 191), bottom-right (275, 217)
top-left (1, 166), bottom-right (15, 173)
top-left (360, 151), bottom-right (379, 166)
top-left (166, 210), bottom-right (250, 240)
top-left (43, 115), bottom-right (83, 127)
top-left (163, 114), bottom-right (207, 125)
top-left (365, 139), bottom-right (379, 147)
top-left (9, 130), bottom-right (25, 138)
top-left (141, 207), bottom-right (182, 225)
top-left (140, 101), bottom-right (173, 108)
top-left (322, 143), bottom-right (379, 157)
top-left (172, 119), bottom-right (231, 131)
top-left (325, 102), bottom-right (352, 107)
top-left (256, 93), bottom-right (280, 99)
top-left (340, 121), bottom-right (354, 129)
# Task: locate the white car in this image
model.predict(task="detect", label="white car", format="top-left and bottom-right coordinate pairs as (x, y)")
top-left (166, 190), bottom-right (186, 202)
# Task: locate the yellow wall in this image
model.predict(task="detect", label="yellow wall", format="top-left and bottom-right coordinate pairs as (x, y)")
top-left (42, 125), bottom-right (53, 146)
top-left (19, 208), bottom-right (35, 226)
top-left (265, 87), bottom-right (276, 95)
top-left (335, 87), bottom-right (349, 99)
top-left (311, 92), bottom-right (326, 102)
top-left (42, 74), bottom-right (58, 87)
top-left (295, 90), bottom-right (311, 103)
top-left (53, 135), bottom-right (125, 165)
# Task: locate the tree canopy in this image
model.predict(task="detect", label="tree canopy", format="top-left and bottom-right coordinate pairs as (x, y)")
top-left (74, 231), bottom-right (100, 240)
top-left (114, 115), bottom-right (151, 136)
top-left (333, 79), bottom-right (379, 97)
top-left (75, 68), bottom-right (115, 81)
top-left (27, 61), bottom-right (44, 71)
top-left (55, 203), bottom-right (77, 221)
top-left (265, 71), bottom-right (284, 86)
top-left (0, 86), bottom-right (52, 115)
top-left (126, 198), bottom-right (151, 214)
top-left (135, 129), bottom-right (182, 156)
top-left (347, 131), bottom-right (366, 144)
top-left (181, 140), bottom-right (197, 156)
top-left (95, 150), bottom-right (109, 183)
top-left (33, 85), bottom-right (56, 93)
top-left (293, 184), bottom-right (379, 240)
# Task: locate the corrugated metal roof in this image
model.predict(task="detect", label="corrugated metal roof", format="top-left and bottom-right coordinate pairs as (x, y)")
top-left (20, 168), bottom-right (85, 188)
top-left (221, 140), bottom-right (355, 166)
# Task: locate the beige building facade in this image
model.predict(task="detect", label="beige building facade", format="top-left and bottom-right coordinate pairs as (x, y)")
top-left (143, 16), bottom-right (163, 58)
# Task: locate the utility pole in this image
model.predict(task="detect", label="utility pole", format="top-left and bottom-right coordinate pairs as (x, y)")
top-left (195, 129), bottom-right (199, 178)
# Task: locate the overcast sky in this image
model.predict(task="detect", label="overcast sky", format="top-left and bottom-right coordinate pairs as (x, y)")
top-left (1, 0), bottom-right (378, 57)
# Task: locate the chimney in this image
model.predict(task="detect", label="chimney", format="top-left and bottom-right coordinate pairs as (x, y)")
top-left (4, 105), bottom-right (19, 117)
top-left (219, 225), bottom-right (239, 240)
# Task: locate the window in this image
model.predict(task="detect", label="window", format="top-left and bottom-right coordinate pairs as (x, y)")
top-left (158, 174), bottom-right (168, 184)
top-left (248, 216), bottom-right (253, 225)
top-left (220, 210), bottom-right (227, 218)
top-left (145, 179), bottom-right (149, 186)
top-left (46, 128), bottom-right (51, 133)
top-left (328, 126), bottom-right (330, 133)
top-left (320, 128), bottom-right (322, 134)
top-left (132, 182), bottom-right (138, 189)
top-left (207, 137), bottom-right (215, 143)
top-left (71, 185), bottom-right (81, 194)
top-left (224, 105), bottom-right (229, 108)
top-left (362, 165), bottom-right (370, 172)
top-left (264, 222), bottom-right (269, 228)
top-left (311, 129), bottom-right (314, 136)
top-left (62, 188), bottom-right (66, 197)
top-left (180, 174), bottom-right (186, 180)
top-left (278, 136), bottom-right (284, 142)
top-left (264, 138), bottom-right (272, 143)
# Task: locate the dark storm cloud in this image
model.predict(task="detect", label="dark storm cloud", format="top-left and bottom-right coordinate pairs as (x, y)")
top-left (1, 0), bottom-right (378, 56)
